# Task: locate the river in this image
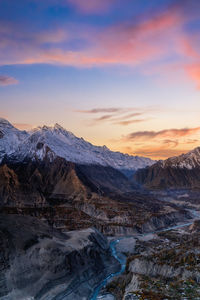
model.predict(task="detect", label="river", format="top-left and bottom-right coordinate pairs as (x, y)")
top-left (90, 209), bottom-right (200, 300)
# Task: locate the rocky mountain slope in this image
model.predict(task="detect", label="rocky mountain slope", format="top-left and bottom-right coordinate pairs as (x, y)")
top-left (0, 214), bottom-right (119, 300)
top-left (134, 147), bottom-right (200, 189)
top-left (0, 154), bottom-right (191, 236)
top-left (0, 119), bottom-right (193, 236)
top-left (0, 118), bottom-right (154, 173)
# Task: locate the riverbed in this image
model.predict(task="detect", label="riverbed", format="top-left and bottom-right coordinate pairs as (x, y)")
top-left (90, 209), bottom-right (200, 300)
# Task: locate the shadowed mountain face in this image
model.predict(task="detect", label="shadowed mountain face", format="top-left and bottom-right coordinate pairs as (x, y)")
top-left (0, 155), bottom-right (135, 205)
top-left (0, 155), bottom-right (191, 236)
top-left (134, 147), bottom-right (200, 189)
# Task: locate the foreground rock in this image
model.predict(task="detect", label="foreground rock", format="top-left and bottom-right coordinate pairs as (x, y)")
top-left (0, 214), bottom-right (120, 300)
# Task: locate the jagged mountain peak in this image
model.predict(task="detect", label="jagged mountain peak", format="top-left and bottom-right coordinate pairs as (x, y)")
top-left (161, 146), bottom-right (200, 169)
top-left (54, 123), bottom-right (65, 130)
top-left (0, 118), bottom-right (155, 171)
top-left (36, 123), bottom-right (77, 138)
top-left (0, 118), bottom-right (14, 129)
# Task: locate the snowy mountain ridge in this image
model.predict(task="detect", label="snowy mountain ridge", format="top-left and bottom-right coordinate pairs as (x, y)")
top-left (0, 118), bottom-right (154, 171)
top-left (0, 118), bottom-right (28, 161)
top-left (160, 147), bottom-right (200, 170)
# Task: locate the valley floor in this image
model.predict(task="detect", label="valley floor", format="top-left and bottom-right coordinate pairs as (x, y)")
top-left (96, 206), bottom-right (200, 300)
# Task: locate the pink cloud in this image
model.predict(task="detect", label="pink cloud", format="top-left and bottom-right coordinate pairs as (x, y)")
top-left (178, 35), bottom-right (200, 88)
top-left (185, 64), bottom-right (200, 89)
top-left (0, 8), bottom-right (193, 78)
top-left (92, 11), bottom-right (184, 65)
top-left (40, 15), bottom-right (182, 66)
top-left (0, 75), bottom-right (18, 86)
top-left (67, 0), bottom-right (114, 14)
top-left (180, 37), bottom-right (200, 59)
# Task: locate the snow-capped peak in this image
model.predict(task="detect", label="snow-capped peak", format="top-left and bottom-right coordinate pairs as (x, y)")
top-left (161, 147), bottom-right (200, 170)
top-left (0, 119), bottom-right (155, 171)
top-left (0, 119), bottom-right (28, 163)
top-left (0, 118), bottom-right (14, 128)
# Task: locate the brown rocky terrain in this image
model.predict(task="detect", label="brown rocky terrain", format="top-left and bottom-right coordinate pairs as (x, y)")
top-left (134, 162), bottom-right (200, 189)
top-left (134, 147), bottom-right (200, 190)
top-left (0, 156), bottom-right (191, 236)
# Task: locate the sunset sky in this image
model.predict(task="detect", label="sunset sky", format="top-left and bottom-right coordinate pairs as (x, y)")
top-left (1, 0), bottom-right (200, 159)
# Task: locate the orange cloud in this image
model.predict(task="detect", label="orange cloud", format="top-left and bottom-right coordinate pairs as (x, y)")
top-left (124, 127), bottom-right (200, 141)
top-left (133, 146), bottom-right (189, 160)
top-left (119, 136), bottom-right (200, 159)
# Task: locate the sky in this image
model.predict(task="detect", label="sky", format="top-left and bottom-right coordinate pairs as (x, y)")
top-left (0, 0), bottom-right (200, 159)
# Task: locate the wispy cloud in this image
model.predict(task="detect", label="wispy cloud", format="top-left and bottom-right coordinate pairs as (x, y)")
top-left (113, 119), bottom-right (149, 126)
top-left (77, 107), bottom-right (153, 126)
top-left (162, 139), bottom-right (179, 148)
top-left (76, 107), bottom-right (122, 114)
top-left (124, 127), bottom-right (200, 141)
top-left (1, 0), bottom-right (200, 96)
top-left (111, 112), bottom-right (143, 121)
top-left (0, 75), bottom-right (18, 86)
top-left (67, 0), bottom-right (114, 14)
top-left (0, 7), bottom-right (185, 68)
top-left (93, 114), bottom-right (113, 122)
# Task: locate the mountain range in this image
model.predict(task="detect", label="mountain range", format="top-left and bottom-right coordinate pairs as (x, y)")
top-left (2, 117), bottom-right (200, 191)
top-left (0, 118), bottom-right (154, 174)
top-left (0, 118), bottom-right (197, 299)
top-left (0, 118), bottom-right (189, 236)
